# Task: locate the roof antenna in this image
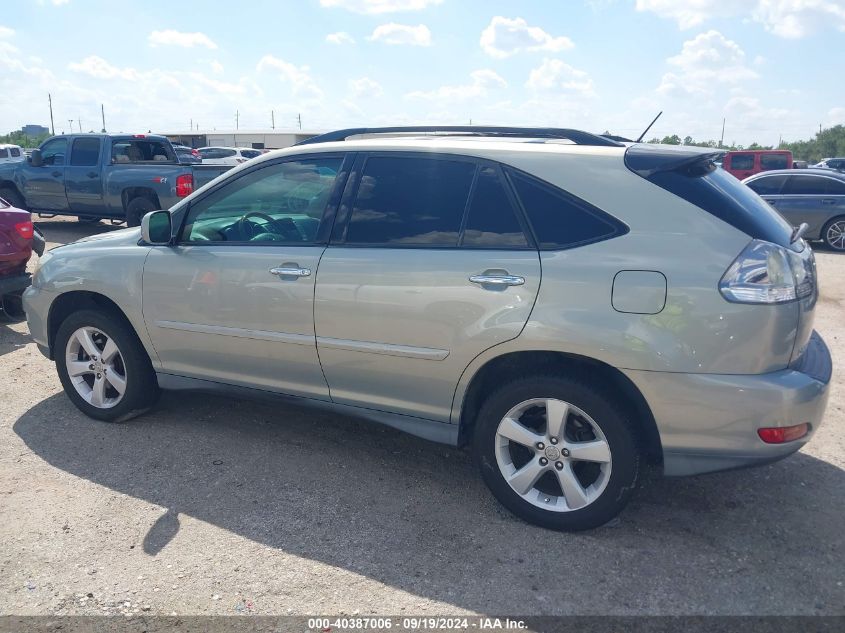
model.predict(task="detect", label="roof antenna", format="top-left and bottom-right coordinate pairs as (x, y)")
top-left (636, 111), bottom-right (663, 143)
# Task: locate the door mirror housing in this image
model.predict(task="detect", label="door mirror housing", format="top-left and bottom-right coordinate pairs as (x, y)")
top-left (29, 149), bottom-right (43, 167)
top-left (141, 210), bottom-right (172, 245)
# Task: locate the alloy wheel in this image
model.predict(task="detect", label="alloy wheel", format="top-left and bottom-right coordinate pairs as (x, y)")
top-left (826, 220), bottom-right (845, 251)
top-left (64, 326), bottom-right (128, 409)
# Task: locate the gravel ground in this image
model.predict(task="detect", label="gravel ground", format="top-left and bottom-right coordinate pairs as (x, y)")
top-left (0, 217), bottom-right (843, 617)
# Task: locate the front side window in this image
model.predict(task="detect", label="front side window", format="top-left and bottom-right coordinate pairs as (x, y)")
top-left (345, 156), bottom-right (475, 246)
top-left (730, 154), bottom-right (754, 170)
top-left (782, 175), bottom-right (826, 195)
top-left (746, 175), bottom-right (787, 195)
top-left (40, 138), bottom-right (67, 166)
top-left (70, 137), bottom-right (101, 166)
top-left (506, 170), bottom-right (623, 250)
top-left (180, 157), bottom-right (342, 244)
top-left (760, 154), bottom-right (789, 170)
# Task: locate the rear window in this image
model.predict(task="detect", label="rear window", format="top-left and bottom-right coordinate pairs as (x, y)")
top-left (760, 154), bottom-right (789, 170)
top-left (112, 139), bottom-right (175, 163)
top-left (240, 149), bottom-right (261, 159)
top-left (729, 154), bottom-right (754, 170)
top-left (505, 169), bottom-right (625, 250)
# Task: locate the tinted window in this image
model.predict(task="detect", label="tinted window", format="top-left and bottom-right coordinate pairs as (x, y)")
top-left (112, 140), bottom-right (173, 163)
top-left (760, 154), bottom-right (789, 170)
top-left (345, 156), bottom-right (475, 246)
top-left (729, 154), bottom-right (754, 170)
top-left (40, 138), bottom-right (67, 166)
top-left (825, 179), bottom-right (845, 195)
top-left (462, 166), bottom-right (528, 248)
top-left (783, 175), bottom-right (826, 195)
top-left (70, 137), bottom-right (100, 166)
top-left (507, 170), bottom-right (622, 250)
top-left (181, 157), bottom-right (341, 244)
top-left (10, 147), bottom-right (20, 157)
top-left (240, 149), bottom-right (261, 159)
top-left (0, 149), bottom-right (7, 158)
top-left (746, 175), bottom-right (787, 195)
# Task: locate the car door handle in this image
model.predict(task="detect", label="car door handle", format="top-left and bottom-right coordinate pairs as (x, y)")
top-left (51, 171), bottom-right (62, 178)
top-left (469, 273), bottom-right (525, 287)
top-left (270, 266), bottom-right (311, 278)
top-left (822, 198), bottom-right (836, 205)
top-left (764, 198), bottom-right (777, 206)
top-left (87, 172), bottom-right (98, 178)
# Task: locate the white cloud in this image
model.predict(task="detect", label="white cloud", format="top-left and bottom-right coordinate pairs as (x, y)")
top-left (210, 60), bottom-right (224, 74)
top-left (657, 30), bottom-right (758, 97)
top-left (326, 31), bottom-right (355, 44)
top-left (148, 29), bottom-right (218, 49)
top-left (636, 0), bottom-right (845, 37)
top-left (526, 58), bottom-right (595, 96)
top-left (480, 16), bottom-right (574, 58)
top-left (368, 23), bottom-right (432, 46)
top-left (319, 0), bottom-right (442, 14)
top-left (0, 26), bottom-right (14, 38)
top-left (406, 69), bottom-right (506, 101)
top-left (256, 55), bottom-right (323, 99)
top-left (349, 77), bottom-right (384, 98)
top-left (68, 55), bottom-right (139, 81)
top-left (827, 107), bottom-right (845, 126)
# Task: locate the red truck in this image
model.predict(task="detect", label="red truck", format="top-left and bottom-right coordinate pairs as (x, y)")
top-left (722, 149), bottom-right (793, 179)
top-left (0, 196), bottom-right (44, 321)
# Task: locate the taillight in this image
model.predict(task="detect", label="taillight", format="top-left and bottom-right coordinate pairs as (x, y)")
top-left (758, 423), bottom-right (809, 444)
top-left (191, 149), bottom-right (200, 158)
top-left (14, 221), bottom-right (34, 240)
top-left (176, 173), bottom-right (193, 197)
top-left (719, 239), bottom-right (815, 304)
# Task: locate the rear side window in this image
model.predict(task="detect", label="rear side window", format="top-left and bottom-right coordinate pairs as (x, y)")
top-left (825, 179), bottom-right (845, 195)
top-left (345, 156), bottom-right (475, 246)
top-left (746, 175), bottom-right (787, 195)
top-left (462, 166), bottom-right (529, 248)
top-left (10, 147), bottom-right (20, 157)
top-left (729, 154), bottom-right (754, 170)
top-left (506, 169), bottom-right (624, 250)
top-left (782, 175), bottom-right (827, 195)
top-left (70, 137), bottom-right (101, 166)
top-left (760, 154), bottom-right (789, 170)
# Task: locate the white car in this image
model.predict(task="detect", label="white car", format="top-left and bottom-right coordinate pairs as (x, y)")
top-left (0, 144), bottom-right (25, 164)
top-left (198, 146), bottom-right (262, 165)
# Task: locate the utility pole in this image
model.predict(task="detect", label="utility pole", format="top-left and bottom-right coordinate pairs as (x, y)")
top-left (48, 93), bottom-right (55, 135)
top-left (68, 119), bottom-right (74, 133)
top-left (720, 118), bottom-right (726, 148)
top-left (190, 118), bottom-right (192, 131)
top-left (271, 110), bottom-right (275, 130)
top-left (101, 104), bottom-right (106, 132)
top-left (235, 110), bottom-right (239, 130)
top-left (78, 118), bottom-right (82, 133)
top-left (297, 113), bottom-right (301, 130)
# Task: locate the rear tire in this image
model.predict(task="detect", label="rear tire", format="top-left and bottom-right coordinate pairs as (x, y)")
top-left (0, 290), bottom-right (26, 323)
top-left (0, 187), bottom-right (26, 210)
top-left (125, 197), bottom-right (156, 227)
top-left (55, 309), bottom-right (159, 422)
top-left (822, 216), bottom-right (845, 251)
top-left (473, 375), bottom-right (639, 531)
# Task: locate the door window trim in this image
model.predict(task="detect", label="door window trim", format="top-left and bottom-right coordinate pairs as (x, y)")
top-left (174, 152), bottom-right (354, 247)
top-left (329, 151), bottom-right (537, 251)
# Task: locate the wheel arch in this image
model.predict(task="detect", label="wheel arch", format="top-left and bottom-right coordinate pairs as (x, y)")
top-left (121, 187), bottom-right (160, 212)
top-left (0, 180), bottom-right (25, 206)
top-left (455, 350), bottom-right (663, 464)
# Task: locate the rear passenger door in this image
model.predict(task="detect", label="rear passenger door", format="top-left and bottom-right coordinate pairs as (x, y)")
top-left (65, 137), bottom-right (105, 214)
top-left (313, 154), bottom-right (541, 422)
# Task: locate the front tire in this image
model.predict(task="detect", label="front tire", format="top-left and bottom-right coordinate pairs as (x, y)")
top-left (473, 375), bottom-right (639, 531)
top-left (55, 309), bottom-right (159, 422)
top-left (822, 216), bottom-right (845, 251)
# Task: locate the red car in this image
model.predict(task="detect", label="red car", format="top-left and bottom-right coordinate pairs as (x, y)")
top-left (722, 149), bottom-right (793, 179)
top-left (0, 196), bottom-right (44, 321)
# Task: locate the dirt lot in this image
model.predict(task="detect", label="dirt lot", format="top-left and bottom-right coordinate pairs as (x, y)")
top-left (1, 218), bottom-right (843, 617)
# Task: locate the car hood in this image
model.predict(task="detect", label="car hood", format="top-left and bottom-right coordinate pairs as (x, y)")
top-left (73, 226), bottom-right (142, 246)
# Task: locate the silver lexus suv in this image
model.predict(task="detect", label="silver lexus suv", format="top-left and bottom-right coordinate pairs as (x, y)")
top-left (23, 127), bottom-right (832, 531)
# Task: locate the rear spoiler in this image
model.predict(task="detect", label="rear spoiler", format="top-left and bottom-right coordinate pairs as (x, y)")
top-left (625, 144), bottom-right (722, 178)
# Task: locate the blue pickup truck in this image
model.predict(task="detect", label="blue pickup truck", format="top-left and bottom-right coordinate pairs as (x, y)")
top-left (0, 133), bottom-right (230, 225)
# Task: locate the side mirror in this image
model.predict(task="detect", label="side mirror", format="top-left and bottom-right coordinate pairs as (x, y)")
top-left (141, 210), bottom-right (172, 245)
top-left (30, 149), bottom-right (43, 167)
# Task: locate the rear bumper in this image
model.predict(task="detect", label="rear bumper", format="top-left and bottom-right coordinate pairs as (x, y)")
top-left (0, 272), bottom-right (31, 296)
top-left (624, 331), bottom-right (832, 476)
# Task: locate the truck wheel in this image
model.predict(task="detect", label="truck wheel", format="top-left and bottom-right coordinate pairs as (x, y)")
top-left (125, 197), bottom-right (156, 227)
top-left (55, 308), bottom-right (160, 422)
top-left (473, 375), bottom-right (639, 531)
top-left (0, 187), bottom-right (26, 210)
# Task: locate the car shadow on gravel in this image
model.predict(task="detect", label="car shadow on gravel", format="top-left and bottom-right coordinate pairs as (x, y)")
top-left (0, 323), bottom-right (31, 357)
top-left (13, 391), bottom-right (845, 614)
top-left (33, 219), bottom-right (125, 246)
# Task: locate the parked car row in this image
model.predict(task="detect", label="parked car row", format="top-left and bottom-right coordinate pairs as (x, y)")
top-left (20, 126), bottom-right (832, 532)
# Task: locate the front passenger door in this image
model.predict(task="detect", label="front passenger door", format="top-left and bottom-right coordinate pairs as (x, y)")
top-left (23, 137), bottom-right (69, 211)
top-left (142, 154), bottom-right (350, 399)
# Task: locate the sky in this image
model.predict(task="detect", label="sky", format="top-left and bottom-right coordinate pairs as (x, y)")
top-left (1, 0), bottom-right (844, 146)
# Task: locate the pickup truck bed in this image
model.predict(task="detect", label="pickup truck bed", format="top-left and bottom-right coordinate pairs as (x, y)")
top-left (0, 134), bottom-right (231, 225)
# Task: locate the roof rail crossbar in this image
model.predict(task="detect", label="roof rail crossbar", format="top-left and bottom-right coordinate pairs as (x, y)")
top-left (295, 126), bottom-right (623, 147)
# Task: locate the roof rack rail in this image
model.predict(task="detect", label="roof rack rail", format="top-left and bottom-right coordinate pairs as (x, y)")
top-left (295, 126), bottom-right (623, 147)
